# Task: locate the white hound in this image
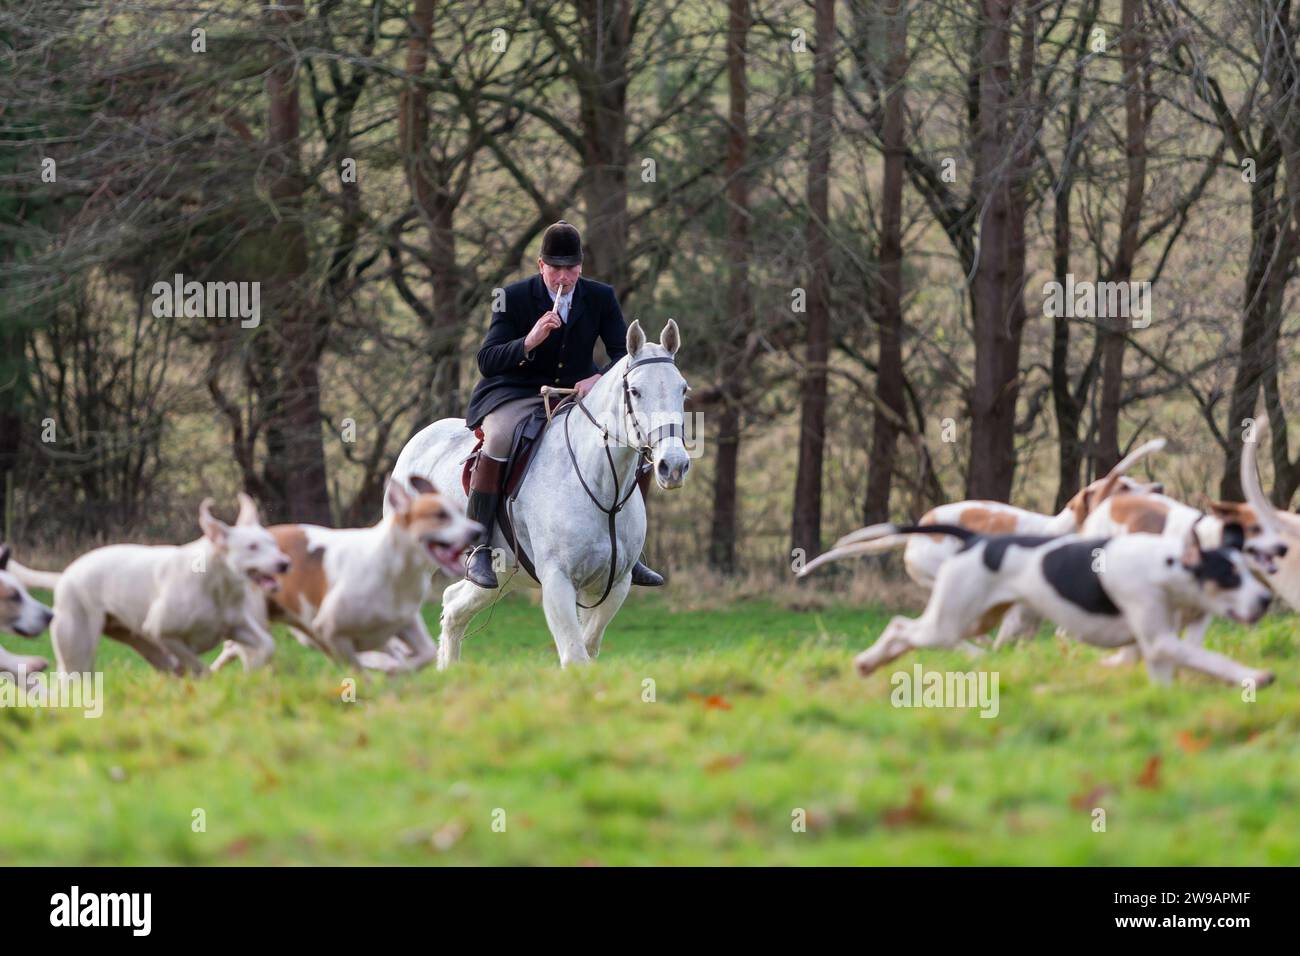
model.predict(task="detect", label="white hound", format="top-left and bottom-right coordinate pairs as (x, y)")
top-left (35, 495), bottom-right (290, 675)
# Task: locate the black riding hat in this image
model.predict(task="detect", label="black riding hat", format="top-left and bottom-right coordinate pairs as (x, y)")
top-left (540, 220), bottom-right (583, 267)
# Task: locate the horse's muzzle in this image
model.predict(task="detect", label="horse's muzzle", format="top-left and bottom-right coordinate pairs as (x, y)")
top-left (656, 453), bottom-right (690, 489)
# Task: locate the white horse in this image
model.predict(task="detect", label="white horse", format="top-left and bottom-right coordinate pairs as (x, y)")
top-left (389, 319), bottom-right (692, 668)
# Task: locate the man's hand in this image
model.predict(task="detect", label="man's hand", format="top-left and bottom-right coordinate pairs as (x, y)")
top-left (524, 311), bottom-right (563, 352)
top-left (575, 373), bottom-right (601, 397)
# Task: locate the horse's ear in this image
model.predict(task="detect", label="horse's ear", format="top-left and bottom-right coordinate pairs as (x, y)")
top-left (0, 545), bottom-right (9, 571)
top-left (626, 319), bottom-right (645, 358)
top-left (660, 318), bottom-right (680, 356)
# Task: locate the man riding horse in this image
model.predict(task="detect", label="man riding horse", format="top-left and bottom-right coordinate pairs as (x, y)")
top-left (462, 220), bottom-right (664, 590)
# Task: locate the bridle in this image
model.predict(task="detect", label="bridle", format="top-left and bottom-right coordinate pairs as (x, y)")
top-left (559, 353), bottom-right (683, 608)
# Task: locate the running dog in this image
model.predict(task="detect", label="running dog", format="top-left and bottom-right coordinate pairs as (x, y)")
top-left (1074, 432), bottom-right (1293, 664)
top-left (0, 545), bottom-right (54, 683)
top-left (41, 494), bottom-right (290, 675)
top-left (800, 438), bottom-right (1167, 643)
top-left (212, 476), bottom-right (481, 674)
top-left (1237, 422), bottom-right (1300, 611)
top-left (841, 523), bottom-right (1274, 688)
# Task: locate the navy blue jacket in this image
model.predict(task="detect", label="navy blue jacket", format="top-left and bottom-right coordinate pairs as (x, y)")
top-left (465, 274), bottom-right (628, 428)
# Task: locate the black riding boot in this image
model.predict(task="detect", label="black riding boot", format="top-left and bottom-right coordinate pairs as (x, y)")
top-left (631, 466), bottom-right (665, 587)
top-left (464, 455), bottom-right (506, 589)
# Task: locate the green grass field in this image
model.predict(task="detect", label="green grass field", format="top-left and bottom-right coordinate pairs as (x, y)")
top-left (1, 584), bottom-right (1298, 865)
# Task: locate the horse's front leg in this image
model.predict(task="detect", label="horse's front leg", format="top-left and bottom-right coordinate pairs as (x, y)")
top-left (580, 576), bottom-right (631, 659)
top-left (437, 578), bottom-right (497, 669)
top-left (539, 569), bottom-right (591, 667)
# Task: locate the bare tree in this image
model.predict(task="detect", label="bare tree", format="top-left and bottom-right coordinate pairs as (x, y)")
top-left (791, 0), bottom-right (836, 558)
top-left (863, 0), bottom-right (909, 524)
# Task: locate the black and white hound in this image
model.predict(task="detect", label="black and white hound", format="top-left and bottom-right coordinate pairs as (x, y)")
top-left (838, 523), bottom-right (1275, 688)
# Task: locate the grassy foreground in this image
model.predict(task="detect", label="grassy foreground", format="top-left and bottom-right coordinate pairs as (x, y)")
top-left (1, 584), bottom-right (1298, 865)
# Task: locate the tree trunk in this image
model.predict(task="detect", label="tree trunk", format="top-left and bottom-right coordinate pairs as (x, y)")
top-left (710, 402), bottom-right (741, 573)
top-left (966, 0), bottom-right (1025, 501)
top-left (1094, 0), bottom-right (1148, 474)
top-left (864, 0), bottom-right (908, 525)
top-left (0, 320), bottom-right (25, 535)
top-left (1049, 2), bottom-right (1098, 510)
top-left (261, 0), bottom-right (331, 524)
top-left (709, 0), bottom-right (752, 574)
top-left (1222, 135), bottom-right (1289, 500)
top-left (791, 0), bottom-right (835, 558)
top-left (400, 0), bottom-right (465, 424)
top-left (578, 0), bottom-right (631, 291)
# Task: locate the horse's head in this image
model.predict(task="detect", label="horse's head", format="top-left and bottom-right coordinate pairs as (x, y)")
top-left (622, 319), bottom-right (691, 490)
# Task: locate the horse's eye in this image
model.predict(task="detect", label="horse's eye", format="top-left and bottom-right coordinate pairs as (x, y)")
top-left (249, 543), bottom-right (259, 551)
top-left (629, 387), bottom-right (639, 398)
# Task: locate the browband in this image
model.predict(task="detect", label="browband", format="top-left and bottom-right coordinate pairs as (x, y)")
top-left (627, 355), bottom-right (678, 370)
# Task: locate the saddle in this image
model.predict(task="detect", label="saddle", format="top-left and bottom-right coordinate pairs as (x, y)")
top-left (460, 399), bottom-right (570, 500)
top-left (461, 397), bottom-right (576, 584)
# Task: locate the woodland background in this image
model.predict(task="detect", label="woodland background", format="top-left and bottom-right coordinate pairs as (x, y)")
top-left (3, 0), bottom-right (1299, 574)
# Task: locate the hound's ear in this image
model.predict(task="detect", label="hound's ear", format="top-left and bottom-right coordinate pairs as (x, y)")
top-left (199, 498), bottom-right (229, 547)
top-left (1206, 500), bottom-right (1241, 520)
top-left (235, 492), bottom-right (261, 527)
top-left (1068, 487), bottom-right (1092, 528)
top-left (385, 479), bottom-right (412, 516)
top-left (660, 318), bottom-right (680, 356)
top-left (0, 545), bottom-right (9, 571)
top-left (1181, 523), bottom-right (1203, 567)
top-left (1221, 521), bottom-right (1246, 551)
top-left (626, 319), bottom-right (646, 358)
top-left (408, 475), bottom-right (438, 496)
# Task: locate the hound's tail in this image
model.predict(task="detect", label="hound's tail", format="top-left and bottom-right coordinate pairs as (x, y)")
top-left (797, 523), bottom-right (976, 577)
top-left (1241, 414), bottom-right (1286, 536)
top-left (1090, 437), bottom-right (1168, 504)
top-left (5, 557), bottom-right (61, 591)
top-left (1110, 437), bottom-right (1167, 478)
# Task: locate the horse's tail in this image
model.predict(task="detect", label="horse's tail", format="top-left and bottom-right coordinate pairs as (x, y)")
top-left (797, 523), bottom-right (976, 577)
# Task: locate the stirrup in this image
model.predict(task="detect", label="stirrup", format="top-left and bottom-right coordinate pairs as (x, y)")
top-left (630, 559), bottom-right (664, 587)
top-left (465, 545), bottom-right (499, 589)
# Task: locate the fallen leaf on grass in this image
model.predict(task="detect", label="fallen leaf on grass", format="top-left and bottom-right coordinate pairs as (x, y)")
top-left (687, 693), bottom-right (732, 711)
top-left (254, 763), bottom-right (281, 793)
top-left (1176, 730), bottom-right (1210, 754)
top-left (1069, 785), bottom-right (1111, 811)
top-left (1136, 755), bottom-right (1162, 790)
top-left (882, 785), bottom-right (931, 828)
top-left (703, 753), bottom-right (746, 774)
top-left (222, 837), bottom-right (253, 858)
